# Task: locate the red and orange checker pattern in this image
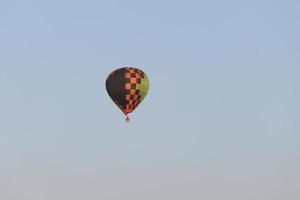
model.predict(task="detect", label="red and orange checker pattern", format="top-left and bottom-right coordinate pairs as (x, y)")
top-left (124, 67), bottom-right (144, 114)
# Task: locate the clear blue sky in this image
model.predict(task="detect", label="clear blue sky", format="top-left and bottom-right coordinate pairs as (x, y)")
top-left (0, 0), bottom-right (299, 199)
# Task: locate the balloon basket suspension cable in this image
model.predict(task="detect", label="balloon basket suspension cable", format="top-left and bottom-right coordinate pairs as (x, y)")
top-left (125, 115), bottom-right (130, 123)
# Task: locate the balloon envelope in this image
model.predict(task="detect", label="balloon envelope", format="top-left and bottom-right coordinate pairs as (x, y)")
top-left (106, 67), bottom-right (149, 118)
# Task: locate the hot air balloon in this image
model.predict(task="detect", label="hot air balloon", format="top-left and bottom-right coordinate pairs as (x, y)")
top-left (106, 67), bottom-right (149, 122)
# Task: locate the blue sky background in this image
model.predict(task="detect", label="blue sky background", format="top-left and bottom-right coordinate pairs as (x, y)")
top-left (0, 0), bottom-right (299, 199)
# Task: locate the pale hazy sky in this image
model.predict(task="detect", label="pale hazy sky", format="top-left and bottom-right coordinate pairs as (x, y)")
top-left (0, 0), bottom-right (299, 199)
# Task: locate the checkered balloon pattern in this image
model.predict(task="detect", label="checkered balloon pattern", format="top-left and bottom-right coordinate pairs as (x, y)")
top-left (106, 67), bottom-right (149, 116)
